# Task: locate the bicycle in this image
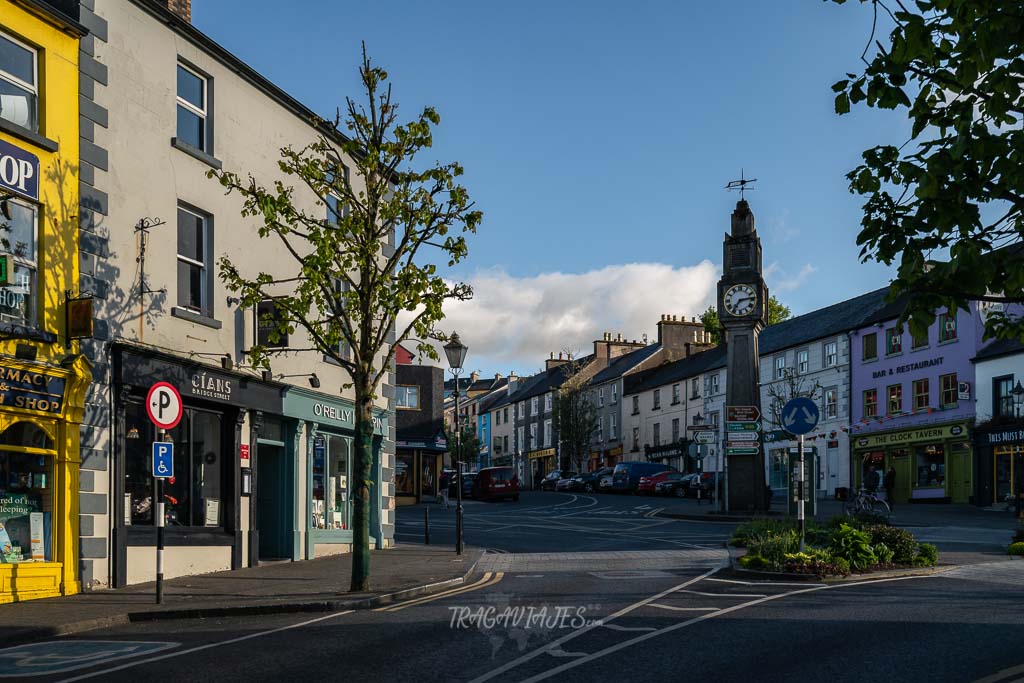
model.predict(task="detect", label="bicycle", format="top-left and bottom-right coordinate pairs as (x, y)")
top-left (844, 487), bottom-right (891, 517)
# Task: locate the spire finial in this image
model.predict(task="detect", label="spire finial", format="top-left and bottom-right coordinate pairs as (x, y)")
top-left (725, 169), bottom-right (757, 201)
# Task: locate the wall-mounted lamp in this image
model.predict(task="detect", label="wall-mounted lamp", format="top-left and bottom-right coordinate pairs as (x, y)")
top-left (226, 296), bottom-right (241, 307)
top-left (278, 372), bottom-right (320, 388)
top-left (189, 351), bottom-right (234, 371)
top-left (0, 194), bottom-right (13, 221)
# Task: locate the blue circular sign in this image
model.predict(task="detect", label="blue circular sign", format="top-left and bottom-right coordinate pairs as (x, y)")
top-left (781, 396), bottom-right (820, 435)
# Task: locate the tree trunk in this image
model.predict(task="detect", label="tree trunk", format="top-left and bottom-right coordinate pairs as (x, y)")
top-left (350, 376), bottom-right (374, 592)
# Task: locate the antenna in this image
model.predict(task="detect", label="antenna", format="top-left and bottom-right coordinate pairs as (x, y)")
top-left (725, 169), bottom-right (758, 200)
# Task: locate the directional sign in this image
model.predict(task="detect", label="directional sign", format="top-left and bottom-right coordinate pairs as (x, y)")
top-left (152, 442), bottom-right (173, 478)
top-left (727, 405), bottom-right (761, 422)
top-left (726, 441), bottom-right (761, 449)
top-left (146, 381), bottom-right (183, 430)
top-left (726, 421), bottom-right (761, 432)
top-left (727, 431), bottom-right (758, 441)
top-left (726, 447), bottom-right (760, 456)
top-left (693, 431), bottom-right (715, 444)
top-left (782, 396), bottom-right (819, 436)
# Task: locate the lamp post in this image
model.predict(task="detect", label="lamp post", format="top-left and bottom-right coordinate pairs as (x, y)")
top-left (444, 332), bottom-right (469, 555)
top-left (1012, 381), bottom-right (1024, 519)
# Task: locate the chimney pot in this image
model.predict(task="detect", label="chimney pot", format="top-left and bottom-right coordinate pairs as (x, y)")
top-left (165, 0), bottom-right (191, 22)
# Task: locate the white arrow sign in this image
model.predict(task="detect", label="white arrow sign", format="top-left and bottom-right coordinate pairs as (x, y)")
top-left (783, 406), bottom-right (816, 430)
top-left (728, 431), bottom-right (758, 441)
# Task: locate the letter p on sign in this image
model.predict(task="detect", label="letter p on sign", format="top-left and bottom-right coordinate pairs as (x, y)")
top-left (146, 381), bottom-right (184, 430)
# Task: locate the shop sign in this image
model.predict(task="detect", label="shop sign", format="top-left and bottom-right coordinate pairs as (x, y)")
top-left (871, 355), bottom-right (944, 380)
top-left (855, 423), bottom-right (966, 449)
top-left (607, 446), bottom-right (623, 457)
top-left (189, 371), bottom-right (233, 402)
top-left (981, 428), bottom-right (1024, 446)
top-left (0, 364), bottom-right (66, 414)
top-left (313, 401), bottom-right (354, 424)
top-left (240, 444), bottom-right (250, 462)
top-left (0, 139), bottom-right (39, 201)
top-left (528, 448), bottom-right (556, 459)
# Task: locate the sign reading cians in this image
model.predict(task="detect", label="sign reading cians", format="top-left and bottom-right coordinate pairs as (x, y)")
top-left (0, 139), bottom-right (39, 202)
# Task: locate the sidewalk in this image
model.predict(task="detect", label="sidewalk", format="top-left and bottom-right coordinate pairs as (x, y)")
top-left (0, 544), bottom-right (481, 646)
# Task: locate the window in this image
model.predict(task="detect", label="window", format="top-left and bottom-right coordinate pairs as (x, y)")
top-left (671, 418), bottom-right (680, 443)
top-left (632, 395), bottom-right (639, 415)
top-left (0, 425), bottom-right (56, 562)
top-left (887, 384), bottom-right (903, 415)
top-left (176, 63), bottom-right (208, 151)
top-left (516, 427), bottom-right (523, 453)
top-left (395, 385), bottom-right (419, 410)
top-left (775, 356), bottom-right (786, 379)
top-left (653, 389), bottom-right (661, 410)
top-left (913, 378), bottom-right (929, 411)
top-left (995, 376), bottom-right (1015, 417)
top-left (940, 373), bottom-right (958, 408)
top-left (864, 389), bottom-right (878, 418)
top-left (544, 419), bottom-right (552, 447)
top-left (609, 414), bottom-right (617, 440)
top-left (863, 333), bottom-right (878, 361)
top-left (912, 327), bottom-right (929, 349)
top-left (886, 327), bottom-right (902, 355)
top-left (176, 206), bottom-right (210, 315)
top-left (503, 407), bottom-right (509, 423)
top-left (311, 434), bottom-right (351, 530)
top-left (325, 164), bottom-right (350, 223)
top-left (126, 403), bottom-right (225, 527)
top-left (710, 374), bottom-right (719, 394)
top-left (797, 350), bottom-right (809, 373)
top-left (691, 378), bottom-right (700, 399)
top-left (672, 384), bottom-right (680, 404)
top-left (494, 410), bottom-right (500, 426)
top-left (825, 387), bottom-right (838, 419)
top-left (545, 392), bottom-right (552, 412)
top-left (330, 278), bottom-right (352, 360)
top-left (0, 31), bottom-right (38, 132)
top-left (632, 427), bottom-right (639, 452)
top-left (824, 341), bottom-right (838, 367)
top-left (652, 423), bottom-right (661, 447)
top-left (939, 312), bottom-right (957, 342)
top-left (915, 443), bottom-right (945, 489)
top-left (611, 383), bottom-right (618, 404)
top-left (0, 198), bottom-right (37, 326)
top-left (531, 396), bottom-right (539, 415)
top-left (597, 417), bottom-right (604, 442)
top-left (518, 403), bottom-right (524, 419)
top-left (255, 298), bottom-right (289, 348)
top-left (503, 435), bottom-right (508, 453)
top-left (598, 388), bottom-right (604, 407)
top-left (529, 423), bottom-right (537, 449)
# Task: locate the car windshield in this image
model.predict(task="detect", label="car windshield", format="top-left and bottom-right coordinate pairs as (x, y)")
top-left (665, 473), bottom-right (683, 480)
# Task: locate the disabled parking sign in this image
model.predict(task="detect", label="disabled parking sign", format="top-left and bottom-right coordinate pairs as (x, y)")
top-left (153, 442), bottom-right (173, 478)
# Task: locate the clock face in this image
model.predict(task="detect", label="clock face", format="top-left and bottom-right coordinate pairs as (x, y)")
top-left (724, 284), bottom-right (757, 317)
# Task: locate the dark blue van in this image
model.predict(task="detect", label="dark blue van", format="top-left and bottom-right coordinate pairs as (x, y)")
top-left (611, 461), bottom-right (672, 493)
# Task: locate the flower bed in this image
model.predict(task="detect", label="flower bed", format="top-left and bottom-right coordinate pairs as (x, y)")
top-left (732, 515), bottom-right (939, 577)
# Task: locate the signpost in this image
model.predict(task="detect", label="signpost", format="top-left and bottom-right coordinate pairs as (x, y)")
top-left (693, 431), bottom-right (715, 445)
top-left (145, 382), bottom-right (183, 604)
top-left (781, 397), bottom-right (820, 551)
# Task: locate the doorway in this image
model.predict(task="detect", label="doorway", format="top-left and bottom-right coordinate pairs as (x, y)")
top-left (994, 446), bottom-right (1020, 506)
top-left (256, 443), bottom-right (292, 560)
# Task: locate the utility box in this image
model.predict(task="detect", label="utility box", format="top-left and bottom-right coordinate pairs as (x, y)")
top-left (787, 445), bottom-right (817, 518)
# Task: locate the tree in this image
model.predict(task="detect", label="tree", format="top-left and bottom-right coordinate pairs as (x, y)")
top-left (830, 0), bottom-right (1024, 341)
top-left (700, 295), bottom-right (793, 344)
top-left (551, 357), bottom-right (599, 473)
top-left (764, 368), bottom-right (823, 434)
top-left (210, 48), bottom-right (481, 591)
top-left (445, 424), bottom-right (481, 468)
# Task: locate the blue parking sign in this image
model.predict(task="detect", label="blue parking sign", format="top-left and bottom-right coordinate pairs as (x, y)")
top-left (153, 442), bottom-right (173, 478)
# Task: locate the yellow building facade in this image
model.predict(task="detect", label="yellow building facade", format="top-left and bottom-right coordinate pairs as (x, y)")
top-left (0, 0), bottom-right (89, 603)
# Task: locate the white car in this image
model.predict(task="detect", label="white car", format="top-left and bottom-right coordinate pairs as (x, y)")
top-left (598, 474), bottom-right (613, 491)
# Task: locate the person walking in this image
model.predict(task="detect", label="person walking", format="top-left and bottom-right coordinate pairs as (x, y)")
top-left (438, 470), bottom-right (450, 509)
top-left (884, 465), bottom-right (896, 510)
top-left (865, 465), bottom-right (878, 494)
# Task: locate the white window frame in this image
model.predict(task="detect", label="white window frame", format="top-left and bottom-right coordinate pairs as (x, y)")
top-left (544, 392), bottom-right (552, 412)
top-left (611, 383), bottom-right (618, 404)
top-left (518, 402), bottom-right (524, 419)
top-left (529, 423), bottom-right (537, 449)
top-left (516, 426), bottom-right (524, 453)
top-left (711, 374), bottom-right (719, 394)
top-left (775, 355), bottom-right (786, 379)
top-left (691, 378), bottom-right (700, 399)
top-left (176, 205), bottom-right (209, 314)
top-left (395, 385), bottom-right (419, 410)
top-left (671, 418), bottom-right (680, 442)
top-left (825, 387), bottom-right (837, 419)
top-left (653, 389), bottom-right (661, 409)
top-left (598, 387), bottom-right (605, 407)
top-left (797, 349), bottom-right (808, 374)
top-left (544, 419), bottom-right (551, 447)
top-left (672, 384), bottom-right (680, 404)
top-left (609, 413), bottom-right (617, 440)
top-left (825, 341), bottom-right (838, 367)
top-left (652, 422), bottom-right (661, 446)
top-left (176, 62), bottom-right (208, 150)
top-left (597, 416), bottom-right (604, 442)
top-left (0, 30), bottom-right (38, 131)
top-left (531, 396), bottom-right (539, 415)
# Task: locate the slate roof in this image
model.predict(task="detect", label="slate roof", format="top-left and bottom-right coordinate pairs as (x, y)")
top-left (624, 346), bottom-right (727, 395)
top-left (973, 338), bottom-right (1024, 362)
top-left (589, 344), bottom-right (661, 386)
top-left (516, 354), bottom-right (597, 401)
top-left (758, 287), bottom-right (892, 354)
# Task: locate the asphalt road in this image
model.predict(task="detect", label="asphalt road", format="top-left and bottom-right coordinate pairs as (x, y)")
top-left (6, 492), bottom-right (1024, 682)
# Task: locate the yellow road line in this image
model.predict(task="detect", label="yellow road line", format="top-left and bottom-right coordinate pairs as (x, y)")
top-left (376, 572), bottom-right (504, 612)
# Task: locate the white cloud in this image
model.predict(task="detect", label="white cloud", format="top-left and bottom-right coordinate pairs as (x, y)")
top-left (765, 262), bottom-right (817, 293)
top-left (402, 261), bottom-right (720, 376)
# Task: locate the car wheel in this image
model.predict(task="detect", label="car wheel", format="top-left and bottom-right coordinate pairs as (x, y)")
top-left (675, 487), bottom-right (686, 497)
top-left (584, 483), bottom-right (594, 493)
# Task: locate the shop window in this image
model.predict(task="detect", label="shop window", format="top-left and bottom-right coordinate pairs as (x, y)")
top-left (0, 31), bottom-right (38, 132)
top-left (176, 63), bottom-right (208, 151)
top-left (887, 384), bottom-right (902, 415)
top-left (940, 373), bottom-right (958, 408)
top-left (0, 422), bottom-right (53, 449)
top-left (0, 199), bottom-right (37, 327)
top-left (176, 205), bottom-right (212, 316)
top-left (913, 378), bottom-right (930, 411)
top-left (914, 444), bottom-right (945, 489)
top-left (824, 341), bottom-right (838, 367)
top-left (862, 333), bottom-right (877, 361)
top-left (394, 452), bottom-right (414, 496)
top-left (885, 328), bottom-right (902, 355)
top-left (311, 434), bottom-right (350, 530)
top-left (502, 435), bottom-right (508, 453)
top-left (939, 312), bottom-right (957, 342)
top-left (861, 451), bottom-right (885, 489)
top-left (125, 402), bottom-right (225, 527)
top-left (0, 446), bottom-right (54, 563)
top-left (395, 385), bottom-right (419, 410)
top-left (863, 389), bottom-right (878, 418)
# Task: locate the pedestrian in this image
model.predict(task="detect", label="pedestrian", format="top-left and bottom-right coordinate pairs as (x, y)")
top-left (438, 470), bottom-right (450, 509)
top-left (884, 465), bottom-right (896, 510)
top-left (865, 465), bottom-right (878, 494)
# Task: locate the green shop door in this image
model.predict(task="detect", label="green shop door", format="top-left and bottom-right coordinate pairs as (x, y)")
top-left (257, 443), bottom-right (293, 560)
top-left (891, 453), bottom-right (912, 504)
top-left (948, 442), bottom-right (972, 504)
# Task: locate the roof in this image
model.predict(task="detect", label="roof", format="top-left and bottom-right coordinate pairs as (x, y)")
top-left (758, 287), bottom-right (892, 354)
top-left (517, 355), bottom-right (597, 401)
top-left (624, 346), bottom-right (727, 395)
top-left (589, 344), bottom-right (661, 386)
top-left (973, 338), bottom-right (1024, 362)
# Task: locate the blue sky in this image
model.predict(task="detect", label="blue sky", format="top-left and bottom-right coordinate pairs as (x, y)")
top-left (194, 0), bottom-right (908, 375)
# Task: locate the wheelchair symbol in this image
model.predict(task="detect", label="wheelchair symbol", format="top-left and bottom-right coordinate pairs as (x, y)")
top-left (157, 461), bottom-right (169, 475)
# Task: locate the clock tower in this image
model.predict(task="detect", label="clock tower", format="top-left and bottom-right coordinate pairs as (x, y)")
top-left (717, 199), bottom-right (769, 510)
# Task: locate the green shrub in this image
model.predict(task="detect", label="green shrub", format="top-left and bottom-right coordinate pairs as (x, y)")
top-left (739, 554), bottom-right (771, 570)
top-left (748, 529), bottom-right (800, 569)
top-left (783, 549), bottom-right (851, 577)
top-left (732, 519), bottom-right (795, 547)
top-left (854, 511), bottom-right (891, 527)
top-left (866, 525), bottom-right (918, 564)
top-left (1008, 542), bottom-right (1024, 556)
top-left (914, 543), bottom-right (939, 566)
top-left (874, 543), bottom-right (895, 565)
top-left (826, 515), bottom-right (857, 529)
top-left (829, 523), bottom-right (877, 570)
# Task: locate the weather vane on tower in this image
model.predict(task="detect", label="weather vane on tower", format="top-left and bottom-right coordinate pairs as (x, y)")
top-left (725, 169), bottom-right (757, 200)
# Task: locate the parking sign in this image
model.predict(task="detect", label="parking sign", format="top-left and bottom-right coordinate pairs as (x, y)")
top-left (146, 382), bottom-right (183, 430)
top-left (153, 442), bottom-right (173, 478)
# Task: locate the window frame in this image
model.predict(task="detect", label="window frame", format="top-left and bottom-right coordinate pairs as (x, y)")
top-left (652, 422), bottom-right (661, 447)
top-left (863, 333), bottom-right (878, 361)
top-left (690, 378), bottom-right (700, 399)
top-left (887, 383), bottom-right (903, 415)
top-left (824, 341), bottom-right (838, 367)
top-left (653, 388), bottom-right (661, 410)
top-left (611, 383), bottom-right (618, 404)
top-left (864, 389), bottom-right (878, 418)
top-left (885, 327), bottom-right (902, 355)
top-left (175, 204), bottom-right (213, 317)
top-left (775, 355), bottom-right (786, 379)
top-left (940, 373), bottom-right (958, 408)
top-left (609, 413), bottom-right (617, 440)
top-left (0, 29), bottom-right (39, 132)
top-left (994, 375), bottom-right (1014, 418)
top-left (938, 312), bottom-right (958, 343)
top-left (913, 378), bottom-right (929, 411)
top-left (671, 417), bottom-right (680, 443)
top-left (176, 61), bottom-right (209, 152)
top-left (825, 387), bottom-right (838, 419)
top-left (395, 385), bottom-right (420, 410)
top-left (632, 395), bottom-right (639, 416)
top-left (671, 383), bottom-right (680, 404)
top-left (544, 419), bottom-right (552, 447)
top-left (797, 349), bottom-right (809, 374)
top-left (0, 197), bottom-right (38, 327)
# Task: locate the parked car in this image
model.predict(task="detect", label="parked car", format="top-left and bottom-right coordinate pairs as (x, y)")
top-left (570, 467), bottom-right (615, 493)
top-left (598, 472), bottom-right (614, 492)
top-left (611, 461), bottom-right (672, 493)
top-left (555, 472), bottom-right (578, 492)
top-left (688, 472), bottom-right (720, 498)
top-left (638, 470), bottom-right (683, 495)
top-left (539, 470), bottom-right (564, 491)
top-left (655, 472), bottom-right (699, 497)
top-left (449, 471), bottom-right (477, 499)
top-left (472, 466), bottom-right (520, 502)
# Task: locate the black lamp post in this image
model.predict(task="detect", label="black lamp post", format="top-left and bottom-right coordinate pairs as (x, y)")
top-left (1013, 381), bottom-right (1024, 518)
top-left (444, 332), bottom-right (469, 555)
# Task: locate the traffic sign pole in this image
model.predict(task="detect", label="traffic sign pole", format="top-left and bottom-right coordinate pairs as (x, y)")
top-left (798, 434), bottom-right (805, 552)
top-left (156, 429), bottom-right (166, 604)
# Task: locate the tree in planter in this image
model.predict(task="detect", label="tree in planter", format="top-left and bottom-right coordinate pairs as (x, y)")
top-left (829, 1), bottom-right (1024, 340)
top-left (210, 48), bottom-right (481, 591)
top-left (700, 295), bottom-right (792, 345)
top-left (551, 357), bottom-right (599, 473)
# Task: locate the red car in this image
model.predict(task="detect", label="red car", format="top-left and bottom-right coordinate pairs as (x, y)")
top-left (472, 466), bottom-right (520, 502)
top-left (637, 470), bottom-right (681, 495)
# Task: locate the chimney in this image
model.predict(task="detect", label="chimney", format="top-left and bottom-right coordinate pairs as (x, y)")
top-left (166, 0), bottom-right (191, 22)
top-left (546, 352), bottom-right (570, 371)
top-left (470, 371), bottom-right (479, 384)
top-left (494, 372), bottom-right (503, 380)
top-left (657, 314), bottom-right (712, 361)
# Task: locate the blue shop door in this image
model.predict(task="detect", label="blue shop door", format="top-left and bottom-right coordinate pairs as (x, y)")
top-left (257, 444), bottom-right (293, 560)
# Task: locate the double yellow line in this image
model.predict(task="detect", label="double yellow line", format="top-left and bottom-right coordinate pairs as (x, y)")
top-left (375, 571), bottom-right (505, 612)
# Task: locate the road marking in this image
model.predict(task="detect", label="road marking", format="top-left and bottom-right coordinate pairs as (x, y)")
top-left (647, 604), bottom-right (719, 612)
top-left (514, 574), bottom-right (545, 578)
top-left (375, 572), bottom-right (502, 612)
top-left (56, 611), bottom-right (353, 682)
top-left (973, 662), bottom-right (1024, 683)
top-left (677, 589), bottom-right (767, 598)
top-left (644, 508), bottom-right (665, 518)
top-left (546, 649), bottom-right (587, 658)
top-left (705, 577), bottom-right (827, 587)
top-left (599, 623), bottom-right (656, 633)
top-left (0, 641), bottom-right (179, 678)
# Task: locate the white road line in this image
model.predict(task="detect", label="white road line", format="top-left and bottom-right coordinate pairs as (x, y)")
top-left (972, 661), bottom-right (1024, 683)
top-left (677, 589), bottom-right (767, 598)
top-left (705, 577), bottom-right (826, 587)
top-left (647, 604), bottom-right (719, 612)
top-left (599, 623), bottom-right (656, 633)
top-left (56, 610), bottom-right (354, 682)
top-left (546, 649), bottom-right (588, 658)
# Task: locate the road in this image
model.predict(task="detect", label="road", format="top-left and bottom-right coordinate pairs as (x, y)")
top-left (4, 492), bottom-right (1023, 682)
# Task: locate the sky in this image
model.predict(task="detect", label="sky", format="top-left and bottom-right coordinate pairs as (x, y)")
top-left (193, 0), bottom-right (909, 377)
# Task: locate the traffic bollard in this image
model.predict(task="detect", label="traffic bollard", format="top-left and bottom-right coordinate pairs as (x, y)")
top-left (424, 505), bottom-right (430, 545)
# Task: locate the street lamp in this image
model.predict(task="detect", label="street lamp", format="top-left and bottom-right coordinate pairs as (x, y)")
top-left (444, 332), bottom-right (469, 555)
top-left (1013, 381), bottom-right (1024, 518)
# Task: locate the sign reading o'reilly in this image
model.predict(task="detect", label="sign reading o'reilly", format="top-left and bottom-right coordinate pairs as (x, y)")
top-left (0, 139), bottom-right (39, 201)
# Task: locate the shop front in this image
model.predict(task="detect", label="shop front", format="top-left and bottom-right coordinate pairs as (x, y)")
top-left (645, 441), bottom-right (688, 473)
top-left (973, 425), bottom-right (1024, 511)
top-left (281, 388), bottom-right (388, 558)
top-left (852, 422), bottom-right (972, 504)
top-left (111, 345), bottom-right (283, 586)
top-left (528, 448), bottom-right (556, 488)
top-left (395, 433), bottom-right (447, 506)
top-left (0, 356), bottom-right (90, 603)
top-left (589, 446), bottom-right (623, 472)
